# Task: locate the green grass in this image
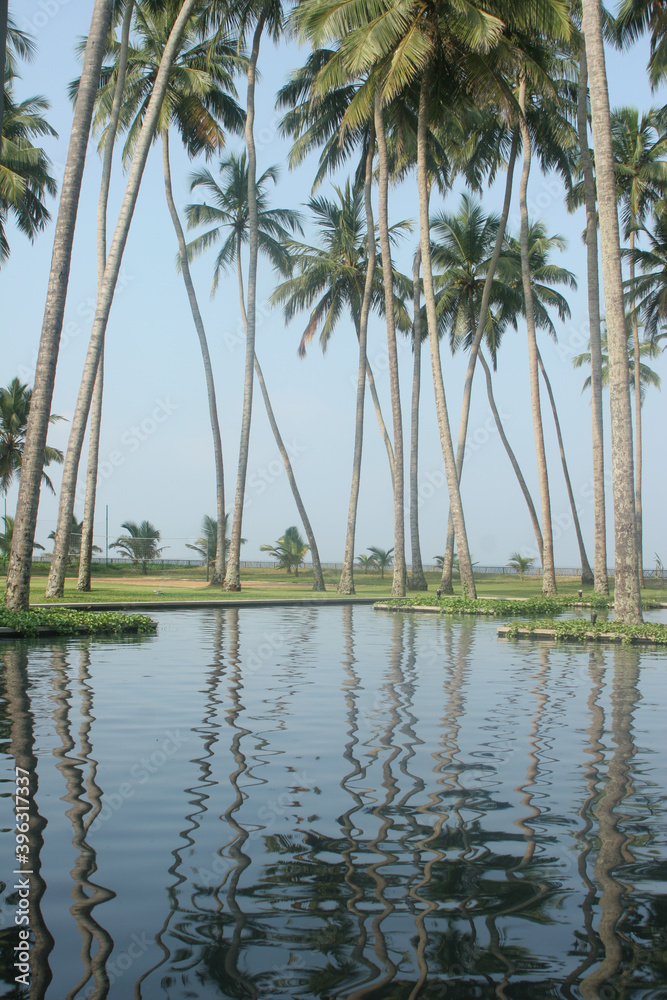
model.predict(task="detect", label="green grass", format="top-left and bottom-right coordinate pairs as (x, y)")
top-left (0, 607), bottom-right (157, 636)
top-left (1, 567), bottom-right (666, 606)
top-left (503, 617), bottom-right (667, 645)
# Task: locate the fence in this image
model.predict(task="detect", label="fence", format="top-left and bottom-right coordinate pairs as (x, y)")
top-left (25, 555), bottom-right (665, 579)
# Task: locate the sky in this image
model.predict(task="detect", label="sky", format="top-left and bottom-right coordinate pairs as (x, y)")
top-left (2, 1), bottom-right (666, 572)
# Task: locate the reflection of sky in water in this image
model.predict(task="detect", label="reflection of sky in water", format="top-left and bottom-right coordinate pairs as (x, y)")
top-left (0, 606), bottom-right (666, 999)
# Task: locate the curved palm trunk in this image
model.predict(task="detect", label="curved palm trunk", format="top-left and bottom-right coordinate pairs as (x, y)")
top-left (78, 0), bottom-right (134, 593)
top-left (578, 39), bottom-right (609, 595)
top-left (580, 0), bottom-right (642, 624)
top-left (417, 77), bottom-right (476, 598)
top-left (518, 77), bottom-right (557, 596)
top-left (479, 350), bottom-right (543, 558)
top-left (224, 14), bottom-right (266, 591)
top-left (0, 0), bottom-right (7, 159)
top-left (44, 0), bottom-right (200, 600)
top-left (365, 357), bottom-right (395, 486)
top-left (409, 248), bottom-right (427, 591)
top-left (440, 128), bottom-right (519, 594)
top-left (338, 137), bottom-right (376, 595)
top-left (537, 347), bottom-right (594, 584)
top-left (374, 92), bottom-right (406, 598)
top-left (5, 0), bottom-right (114, 611)
top-left (236, 248), bottom-right (325, 591)
top-left (162, 131), bottom-right (226, 585)
top-left (629, 229), bottom-right (644, 587)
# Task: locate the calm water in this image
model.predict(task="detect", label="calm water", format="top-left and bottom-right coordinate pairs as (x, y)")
top-left (1, 606), bottom-right (667, 999)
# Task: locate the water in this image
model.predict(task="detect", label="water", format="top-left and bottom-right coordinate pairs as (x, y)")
top-left (1, 605), bottom-right (666, 999)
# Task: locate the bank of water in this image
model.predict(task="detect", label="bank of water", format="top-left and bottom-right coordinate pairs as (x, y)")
top-left (1, 605), bottom-right (666, 998)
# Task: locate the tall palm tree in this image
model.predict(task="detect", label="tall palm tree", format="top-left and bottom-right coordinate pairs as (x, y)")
top-left (0, 378), bottom-right (64, 497)
top-left (580, 0), bottom-right (642, 623)
top-left (79, 0), bottom-right (135, 593)
top-left (500, 221), bottom-right (594, 584)
top-left (408, 247), bottom-right (427, 590)
top-left (575, 32), bottom-right (609, 594)
top-left (4, 0), bottom-right (114, 611)
top-left (626, 207), bottom-right (667, 341)
top-left (0, 3), bottom-right (7, 152)
top-left (1, 76), bottom-right (57, 264)
top-left (44, 0), bottom-right (203, 600)
top-left (220, 0), bottom-right (289, 592)
top-left (611, 105), bottom-right (667, 585)
top-left (186, 151), bottom-right (327, 591)
top-left (270, 178), bottom-right (410, 485)
top-left (430, 198), bottom-right (544, 568)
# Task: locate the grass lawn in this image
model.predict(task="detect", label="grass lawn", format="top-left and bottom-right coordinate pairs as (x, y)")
top-left (9, 566), bottom-right (667, 605)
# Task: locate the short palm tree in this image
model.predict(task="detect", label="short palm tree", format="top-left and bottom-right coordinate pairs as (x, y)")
top-left (110, 520), bottom-right (165, 575)
top-left (186, 513), bottom-right (245, 566)
top-left (366, 546), bottom-right (393, 580)
top-left (48, 515), bottom-right (100, 565)
top-left (261, 526), bottom-right (309, 577)
top-left (356, 552), bottom-right (377, 574)
top-left (0, 378), bottom-right (64, 496)
top-left (507, 552), bottom-right (535, 580)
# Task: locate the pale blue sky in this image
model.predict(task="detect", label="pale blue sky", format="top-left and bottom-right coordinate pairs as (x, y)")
top-left (2, 1), bottom-right (665, 570)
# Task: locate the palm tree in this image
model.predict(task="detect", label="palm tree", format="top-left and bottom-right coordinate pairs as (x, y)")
top-left (574, 31), bottom-right (609, 594)
top-left (580, 0), bottom-right (643, 623)
top-left (367, 546), bottom-right (393, 580)
top-left (0, 4), bottom-right (7, 151)
top-left (186, 513), bottom-right (245, 566)
top-left (110, 519), bottom-right (165, 574)
top-left (0, 378), bottom-right (64, 496)
top-left (615, 0), bottom-right (667, 87)
top-left (500, 221), bottom-right (594, 585)
top-left (43, 0), bottom-right (203, 600)
top-left (408, 247), bottom-right (427, 590)
top-left (356, 552), bottom-right (377, 574)
top-left (186, 151), bottom-right (327, 591)
top-left (1, 516), bottom-right (43, 566)
top-left (48, 515), bottom-right (100, 565)
top-left (507, 552), bottom-right (535, 580)
top-left (1, 75), bottom-right (57, 264)
top-left (611, 105), bottom-right (667, 585)
top-left (78, 0), bottom-right (135, 593)
top-left (219, 0), bottom-right (289, 593)
top-left (260, 525), bottom-right (309, 577)
top-left (626, 207), bottom-right (667, 342)
top-left (4, 0), bottom-right (114, 611)
top-left (271, 178), bottom-right (411, 483)
top-left (573, 321), bottom-right (662, 398)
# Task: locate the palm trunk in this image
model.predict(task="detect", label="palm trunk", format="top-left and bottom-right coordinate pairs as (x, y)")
top-left (629, 229), bottom-right (644, 587)
top-left (479, 349), bottom-right (543, 558)
top-left (518, 76), bottom-right (557, 596)
top-left (374, 92), bottom-right (406, 598)
top-left (5, 0), bottom-right (114, 611)
top-left (578, 39), bottom-right (609, 595)
top-left (440, 127), bottom-right (519, 593)
top-left (236, 244), bottom-right (325, 591)
top-left (78, 0), bottom-right (134, 593)
top-left (162, 131), bottom-right (226, 585)
top-left (537, 347), bottom-right (594, 584)
top-left (44, 0), bottom-right (201, 599)
top-left (0, 0), bottom-right (7, 160)
top-left (77, 355), bottom-right (104, 591)
top-left (338, 136), bottom-right (376, 595)
top-left (224, 14), bottom-right (265, 591)
top-left (365, 357), bottom-right (395, 487)
top-left (580, 0), bottom-right (642, 624)
top-left (409, 247), bottom-right (427, 591)
top-left (417, 77), bottom-right (476, 598)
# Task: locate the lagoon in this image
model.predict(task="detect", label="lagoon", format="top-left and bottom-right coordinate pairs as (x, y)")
top-left (1, 605), bottom-right (666, 998)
